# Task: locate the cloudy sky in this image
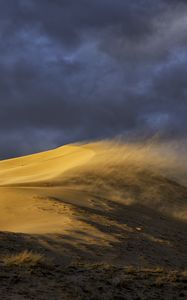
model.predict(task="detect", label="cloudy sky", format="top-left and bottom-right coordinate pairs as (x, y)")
top-left (0, 0), bottom-right (187, 158)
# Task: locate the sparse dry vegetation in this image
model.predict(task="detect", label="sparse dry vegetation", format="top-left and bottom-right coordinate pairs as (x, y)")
top-left (2, 250), bottom-right (44, 267)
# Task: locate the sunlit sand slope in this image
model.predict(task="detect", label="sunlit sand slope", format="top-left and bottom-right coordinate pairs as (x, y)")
top-left (0, 145), bottom-right (94, 185)
top-left (0, 141), bottom-right (187, 271)
top-left (0, 144), bottom-right (95, 233)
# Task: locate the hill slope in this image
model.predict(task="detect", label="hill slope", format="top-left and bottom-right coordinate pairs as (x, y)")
top-left (0, 141), bottom-right (187, 299)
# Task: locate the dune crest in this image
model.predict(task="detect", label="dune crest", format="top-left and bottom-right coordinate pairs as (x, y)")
top-left (0, 145), bottom-right (94, 185)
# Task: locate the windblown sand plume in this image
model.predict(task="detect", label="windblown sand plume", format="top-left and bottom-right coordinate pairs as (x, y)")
top-left (0, 140), bottom-right (187, 299)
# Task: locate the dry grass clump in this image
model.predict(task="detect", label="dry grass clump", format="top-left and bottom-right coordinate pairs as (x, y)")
top-left (141, 266), bottom-right (164, 273)
top-left (2, 250), bottom-right (44, 267)
top-left (125, 266), bottom-right (136, 274)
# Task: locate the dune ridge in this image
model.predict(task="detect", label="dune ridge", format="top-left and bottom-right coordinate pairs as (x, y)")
top-left (0, 145), bottom-right (95, 185)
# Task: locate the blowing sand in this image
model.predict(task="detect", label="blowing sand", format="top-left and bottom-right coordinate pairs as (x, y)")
top-left (0, 141), bottom-right (187, 299)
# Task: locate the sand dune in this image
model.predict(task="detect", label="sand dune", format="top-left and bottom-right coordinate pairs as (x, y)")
top-left (0, 140), bottom-right (187, 236)
top-left (0, 144), bottom-right (95, 234)
top-left (0, 141), bottom-right (187, 299)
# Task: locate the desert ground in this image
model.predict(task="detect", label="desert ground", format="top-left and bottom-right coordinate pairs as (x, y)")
top-left (0, 140), bottom-right (187, 299)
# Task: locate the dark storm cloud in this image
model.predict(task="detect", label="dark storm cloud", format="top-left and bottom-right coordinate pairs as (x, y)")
top-left (0, 0), bottom-right (187, 158)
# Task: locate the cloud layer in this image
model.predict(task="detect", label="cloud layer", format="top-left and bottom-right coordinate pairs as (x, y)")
top-left (0, 0), bottom-right (187, 158)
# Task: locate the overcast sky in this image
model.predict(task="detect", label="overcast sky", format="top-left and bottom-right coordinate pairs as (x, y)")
top-left (0, 0), bottom-right (187, 158)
